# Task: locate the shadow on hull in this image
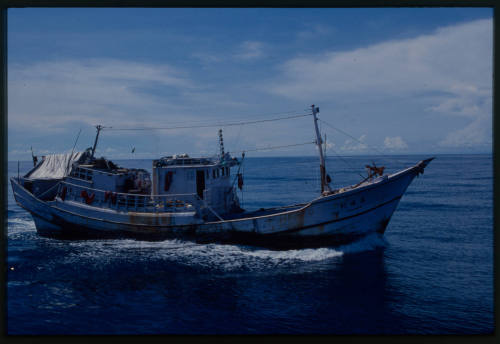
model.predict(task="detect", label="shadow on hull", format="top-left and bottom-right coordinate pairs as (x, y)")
top-left (33, 215), bottom-right (391, 250)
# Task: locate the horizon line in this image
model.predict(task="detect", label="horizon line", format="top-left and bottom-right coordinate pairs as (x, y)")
top-left (8, 151), bottom-right (492, 163)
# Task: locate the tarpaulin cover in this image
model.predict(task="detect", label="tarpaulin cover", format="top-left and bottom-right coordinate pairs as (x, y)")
top-left (25, 152), bottom-right (84, 179)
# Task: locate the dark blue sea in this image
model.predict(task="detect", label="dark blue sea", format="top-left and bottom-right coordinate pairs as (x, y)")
top-left (6, 155), bottom-right (494, 334)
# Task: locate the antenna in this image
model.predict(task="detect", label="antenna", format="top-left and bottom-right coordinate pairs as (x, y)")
top-left (30, 146), bottom-right (38, 167)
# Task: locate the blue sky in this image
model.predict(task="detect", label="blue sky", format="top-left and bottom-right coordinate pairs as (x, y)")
top-left (8, 8), bottom-right (493, 160)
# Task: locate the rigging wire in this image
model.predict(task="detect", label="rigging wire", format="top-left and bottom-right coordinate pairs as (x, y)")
top-left (65, 128), bottom-right (82, 175)
top-left (241, 154), bottom-right (244, 208)
top-left (319, 118), bottom-right (376, 179)
top-left (233, 124), bottom-right (244, 155)
top-left (105, 113), bottom-right (312, 131)
top-left (318, 119), bottom-right (376, 153)
top-left (101, 109), bottom-right (307, 129)
top-left (157, 140), bottom-right (314, 167)
top-left (325, 145), bottom-right (366, 180)
top-left (229, 141), bottom-right (315, 154)
top-left (161, 109), bottom-right (308, 126)
top-left (319, 118), bottom-right (410, 168)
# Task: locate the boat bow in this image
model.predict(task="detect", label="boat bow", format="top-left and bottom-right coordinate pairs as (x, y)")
top-left (415, 157), bottom-right (435, 175)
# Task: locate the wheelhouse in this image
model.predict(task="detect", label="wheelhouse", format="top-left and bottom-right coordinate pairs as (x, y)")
top-left (152, 153), bottom-right (240, 214)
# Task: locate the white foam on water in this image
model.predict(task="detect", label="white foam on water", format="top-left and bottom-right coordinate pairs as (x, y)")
top-left (64, 233), bottom-right (387, 272)
top-left (8, 216), bottom-right (34, 226)
top-left (241, 247), bottom-right (343, 261)
top-left (7, 217), bottom-right (36, 236)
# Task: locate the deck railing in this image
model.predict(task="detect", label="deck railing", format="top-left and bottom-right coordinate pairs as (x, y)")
top-left (57, 181), bottom-right (201, 213)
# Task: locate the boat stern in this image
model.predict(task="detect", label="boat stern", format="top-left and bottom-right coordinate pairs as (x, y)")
top-left (10, 176), bottom-right (65, 234)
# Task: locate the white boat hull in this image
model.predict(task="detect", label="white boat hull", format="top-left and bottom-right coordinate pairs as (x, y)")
top-left (10, 158), bottom-right (432, 248)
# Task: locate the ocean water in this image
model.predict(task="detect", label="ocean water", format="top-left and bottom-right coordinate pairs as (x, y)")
top-left (6, 155), bottom-right (493, 334)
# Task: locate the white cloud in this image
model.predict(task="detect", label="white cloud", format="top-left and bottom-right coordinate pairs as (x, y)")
top-left (340, 134), bottom-right (368, 152)
top-left (325, 141), bottom-right (335, 150)
top-left (104, 147), bottom-right (117, 153)
top-left (297, 24), bottom-right (333, 40)
top-left (234, 41), bottom-right (265, 60)
top-left (271, 19), bottom-right (491, 100)
top-left (8, 58), bottom-right (196, 131)
top-left (192, 41), bottom-right (266, 64)
top-left (384, 136), bottom-right (408, 150)
top-left (269, 19), bottom-right (492, 151)
top-left (426, 83), bottom-right (491, 118)
top-left (439, 116), bottom-right (492, 148)
top-left (7, 55), bottom-right (317, 159)
top-left (191, 52), bottom-right (223, 65)
top-left (8, 17), bottom-right (492, 159)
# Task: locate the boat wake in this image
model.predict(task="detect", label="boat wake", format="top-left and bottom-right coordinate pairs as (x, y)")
top-left (7, 216), bottom-right (37, 237)
top-left (57, 233), bottom-right (388, 272)
top-left (7, 213), bottom-right (387, 272)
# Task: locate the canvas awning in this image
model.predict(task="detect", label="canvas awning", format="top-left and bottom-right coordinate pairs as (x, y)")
top-left (24, 152), bottom-right (84, 179)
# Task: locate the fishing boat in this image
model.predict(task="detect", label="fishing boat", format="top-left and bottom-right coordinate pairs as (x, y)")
top-left (10, 105), bottom-right (433, 248)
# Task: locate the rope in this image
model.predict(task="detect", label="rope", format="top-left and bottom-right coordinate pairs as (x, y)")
top-left (105, 113), bottom-right (312, 131)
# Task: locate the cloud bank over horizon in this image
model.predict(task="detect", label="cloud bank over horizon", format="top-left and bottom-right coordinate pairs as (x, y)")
top-left (8, 9), bottom-right (492, 160)
top-left (269, 18), bottom-right (492, 151)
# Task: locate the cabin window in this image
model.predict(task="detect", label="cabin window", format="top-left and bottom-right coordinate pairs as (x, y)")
top-left (206, 170), bottom-right (209, 179)
top-left (212, 169), bottom-right (216, 179)
top-left (221, 168), bottom-right (225, 176)
top-left (226, 167), bottom-right (229, 175)
top-left (216, 169), bottom-right (219, 178)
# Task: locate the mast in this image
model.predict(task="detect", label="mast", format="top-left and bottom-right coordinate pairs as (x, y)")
top-left (311, 105), bottom-right (330, 194)
top-left (91, 125), bottom-right (103, 159)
